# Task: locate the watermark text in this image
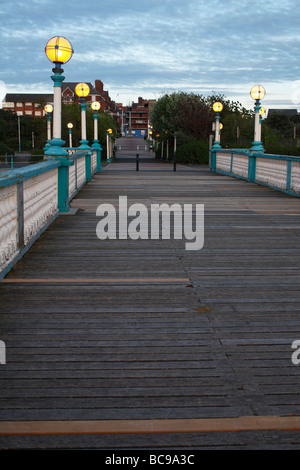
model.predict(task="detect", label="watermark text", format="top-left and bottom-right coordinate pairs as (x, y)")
top-left (96, 196), bottom-right (204, 251)
top-left (0, 340), bottom-right (6, 364)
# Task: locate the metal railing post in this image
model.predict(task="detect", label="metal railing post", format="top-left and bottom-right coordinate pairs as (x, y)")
top-left (17, 181), bottom-right (24, 250)
top-left (85, 152), bottom-right (92, 182)
top-left (210, 149), bottom-right (216, 172)
top-left (57, 158), bottom-right (73, 213)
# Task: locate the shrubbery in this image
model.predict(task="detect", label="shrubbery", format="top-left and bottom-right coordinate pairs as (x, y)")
top-left (0, 141), bottom-right (14, 156)
top-left (176, 140), bottom-right (209, 164)
top-left (31, 148), bottom-right (45, 162)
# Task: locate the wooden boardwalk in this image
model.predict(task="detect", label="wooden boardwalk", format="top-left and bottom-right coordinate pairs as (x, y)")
top-left (1, 137), bottom-right (300, 449)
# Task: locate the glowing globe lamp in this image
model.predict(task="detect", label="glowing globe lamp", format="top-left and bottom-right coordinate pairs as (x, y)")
top-left (250, 85), bottom-right (266, 101)
top-left (75, 83), bottom-right (90, 98)
top-left (250, 85), bottom-right (266, 152)
top-left (45, 36), bottom-right (73, 64)
top-left (44, 104), bottom-right (53, 113)
top-left (213, 102), bottom-right (223, 113)
top-left (91, 101), bottom-right (101, 111)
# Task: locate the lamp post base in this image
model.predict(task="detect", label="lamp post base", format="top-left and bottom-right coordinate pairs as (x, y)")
top-left (250, 141), bottom-right (264, 153)
top-left (92, 140), bottom-right (102, 171)
top-left (91, 140), bottom-right (101, 149)
top-left (43, 141), bottom-right (51, 152)
top-left (44, 138), bottom-right (68, 157)
top-left (211, 141), bottom-right (222, 150)
top-left (78, 139), bottom-right (90, 150)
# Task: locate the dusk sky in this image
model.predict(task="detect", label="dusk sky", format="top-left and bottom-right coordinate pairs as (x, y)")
top-left (1, 0), bottom-right (300, 112)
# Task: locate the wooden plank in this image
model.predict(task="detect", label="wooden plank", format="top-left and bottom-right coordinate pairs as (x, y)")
top-left (1, 278), bottom-right (190, 284)
top-left (1, 137), bottom-right (300, 448)
top-left (1, 416), bottom-right (300, 436)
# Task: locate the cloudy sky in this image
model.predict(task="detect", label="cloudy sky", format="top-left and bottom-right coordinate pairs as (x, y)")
top-left (1, 0), bottom-right (300, 112)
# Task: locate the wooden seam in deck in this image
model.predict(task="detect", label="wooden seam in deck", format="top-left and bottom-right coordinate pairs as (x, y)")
top-left (1, 416), bottom-right (300, 435)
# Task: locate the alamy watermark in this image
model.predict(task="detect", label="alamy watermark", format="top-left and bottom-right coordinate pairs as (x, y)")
top-left (0, 341), bottom-right (6, 364)
top-left (291, 340), bottom-right (300, 365)
top-left (96, 196), bottom-right (204, 251)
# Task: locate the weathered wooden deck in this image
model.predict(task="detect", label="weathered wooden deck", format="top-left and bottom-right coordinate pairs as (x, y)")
top-left (1, 137), bottom-right (300, 449)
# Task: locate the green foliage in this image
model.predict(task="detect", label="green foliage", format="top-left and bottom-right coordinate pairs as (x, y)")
top-left (0, 109), bottom-right (47, 152)
top-left (151, 91), bottom-right (254, 151)
top-left (0, 104), bottom-right (119, 156)
top-left (262, 112), bottom-right (300, 155)
top-left (0, 141), bottom-right (15, 156)
top-left (264, 113), bottom-right (294, 139)
top-left (61, 103), bottom-right (118, 152)
top-left (151, 92), bottom-right (214, 143)
top-left (31, 148), bottom-right (45, 162)
top-left (176, 140), bottom-right (209, 164)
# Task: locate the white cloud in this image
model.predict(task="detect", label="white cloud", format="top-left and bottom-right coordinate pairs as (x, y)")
top-left (1, 0), bottom-right (299, 110)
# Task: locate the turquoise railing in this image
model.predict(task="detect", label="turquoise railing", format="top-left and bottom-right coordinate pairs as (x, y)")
top-left (0, 148), bottom-right (101, 280)
top-left (210, 148), bottom-right (300, 197)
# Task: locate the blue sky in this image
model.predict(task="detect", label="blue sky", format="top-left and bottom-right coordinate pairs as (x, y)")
top-left (1, 0), bottom-right (300, 112)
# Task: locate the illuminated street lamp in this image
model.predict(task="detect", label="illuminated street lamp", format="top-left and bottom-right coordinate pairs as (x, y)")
top-left (91, 101), bottom-right (101, 144)
top-left (75, 82), bottom-right (90, 149)
top-left (212, 101), bottom-right (223, 149)
top-left (219, 122), bottom-right (223, 144)
top-left (91, 101), bottom-right (102, 171)
top-left (44, 104), bottom-right (53, 148)
top-left (250, 85), bottom-right (265, 152)
top-left (44, 36), bottom-right (73, 156)
top-left (67, 122), bottom-right (73, 147)
top-left (106, 128), bottom-right (113, 161)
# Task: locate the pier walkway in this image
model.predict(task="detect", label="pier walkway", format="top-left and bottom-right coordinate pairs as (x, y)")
top-left (1, 137), bottom-right (300, 449)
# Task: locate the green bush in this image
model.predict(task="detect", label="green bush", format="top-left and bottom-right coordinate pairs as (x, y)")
top-left (263, 143), bottom-right (300, 156)
top-left (176, 140), bottom-right (209, 164)
top-left (31, 148), bottom-right (45, 162)
top-left (0, 141), bottom-right (14, 156)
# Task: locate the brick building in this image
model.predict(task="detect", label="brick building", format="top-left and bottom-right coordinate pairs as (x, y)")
top-left (2, 93), bottom-right (53, 117)
top-left (2, 80), bottom-right (117, 116)
top-left (124, 97), bottom-right (156, 138)
top-left (61, 80), bottom-right (116, 113)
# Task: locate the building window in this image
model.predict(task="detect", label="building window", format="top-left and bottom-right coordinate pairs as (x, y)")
top-left (3, 102), bottom-right (14, 108)
top-left (25, 102), bottom-right (32, 106)
top-left (16, 103), bottom-right (23, 107)
top-left (35, 111), bottom-right (41, 116)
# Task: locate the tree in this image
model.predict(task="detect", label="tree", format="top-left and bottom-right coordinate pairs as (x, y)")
top-left (264, 113), bottom-right (294, 140)
top-left (60, 103), bottom-right (118, 151)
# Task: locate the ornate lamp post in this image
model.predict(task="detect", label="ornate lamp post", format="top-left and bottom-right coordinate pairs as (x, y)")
top-left (67, 122), bottom-right (73, 147)
top-left (91, 101), bottom-right (101, 145)
top-left (75, 82), bottom-right (90, 149)
top-left (106, 128), bottom-right (113, 161)
top-left (91, 101), bottom-right (102, 171)
top-left (212, 101), bottom-right (223, 149)
top-left (44, 36), bottom-right (73, 156)
top-left (44, 104), bottom-right (53, 149)
top-left (219, 122), bottom-right (223, 144)
top-left (250, 85), bottom-right (266, 152)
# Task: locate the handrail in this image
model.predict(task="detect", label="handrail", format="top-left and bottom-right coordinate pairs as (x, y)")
top-left (210, 147), bottom-right (300, 197)
top-left (0, 146), bottom-right (102, 280)
top-left (0, 160), bottom-right (60, 188)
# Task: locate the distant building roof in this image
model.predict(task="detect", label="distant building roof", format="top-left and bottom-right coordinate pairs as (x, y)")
top-left (3, 93), bottom-right (53, 103)
top-left (268, 108), bottom-right (298, 116)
